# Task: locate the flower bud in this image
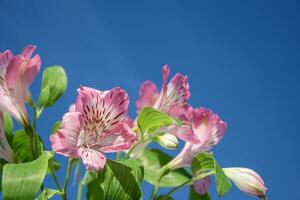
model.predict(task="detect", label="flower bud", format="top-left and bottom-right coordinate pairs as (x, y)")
top-left (224, 167), bottom-right (267, 199)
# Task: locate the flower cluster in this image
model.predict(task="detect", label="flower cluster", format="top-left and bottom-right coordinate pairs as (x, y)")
top-left (0, 45), bottom-right (267, 200)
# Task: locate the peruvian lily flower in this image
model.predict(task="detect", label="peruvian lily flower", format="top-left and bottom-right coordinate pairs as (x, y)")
top-left (136, 65), bottom-right (190, 114)
top-left (224, 167), bottom-right (267, 198)
top-left (0, 45), bottom-right (41, 125)
top-left (0, 112), bottom-right (15, 163)
top-left (136, 65), bottom-right (194, 144)
top-left (50, 86), bottom-right (137, 171)
top-left (167, 107), bottom-right (227, 169)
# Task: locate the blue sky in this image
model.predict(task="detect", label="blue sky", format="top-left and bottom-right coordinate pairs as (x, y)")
top-left (1, 0), bottom-right (299, 199)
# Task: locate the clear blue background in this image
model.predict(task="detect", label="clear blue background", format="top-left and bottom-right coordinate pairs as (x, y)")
top-left (0, 0), bottom-right (299, 199)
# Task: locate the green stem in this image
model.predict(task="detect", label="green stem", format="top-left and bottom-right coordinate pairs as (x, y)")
top-left (122, 140), bottom-right (143, 160)
top-left (159, 171), bottom-right (215, 200)
top-left (62, 159), bottom-right (75, 200)
top-left (116, 152), bottom-right (122, 160)
top-left (49, 159), bottom-right (63, 192)
top-left (24, 125), bottom-right (38, 159)
top-left (77, 181), bottom-right (83, 200)
top-left (150, 167), bottom-right (170, 200)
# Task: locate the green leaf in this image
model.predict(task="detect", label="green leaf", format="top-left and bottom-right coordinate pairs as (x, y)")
top-left (191, 152), bottom-right (231, 196)
top-left (3, 112), bottom-right (13, 138)
top-left (137, 107), bottom-right (178, 135)
top-left (37, 188), bottom-right (60, 200)
top-left (82, 171), bottom-right (98, 185)
top-left (101, 160), bottom-right (143, 200)
top-left (138, 149), bottom-right (191, 187)
top-left (189, 186), bottom-right (211, 200)
top-left (2, 152), bottom-right (52, 200)
top-left (38, 66), bottom-right (67, 108)
top-left (51, 121), bottom-right (61, 135)
top-left (86, 178), bottom-right (104, 200)
top-left (11, 130), bottom-right (43, 162)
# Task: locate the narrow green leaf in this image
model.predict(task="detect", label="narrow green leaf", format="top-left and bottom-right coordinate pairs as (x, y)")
top-left (138, 149), bottom-right (191, 187)
top-left (51, 121), bottom-right (61, 135)
top-left (137, 107), bottom-right (178, 135)
top-left (37, 188), bottom-right (60, 200)
top-left (39, 66), bottom-right (67, 108)
top-left (2, 152), bottom-right (52, 200)
top-left (3, 112), bottom-right (13, 138)
top-left (11, 130), bottom-right (43, 162)
top-left (86, 178), bottom-right (104, 200)
top-left (191, 152), bottom-right (231, 196)
top-left (101, 160), bottom-right (143, 200)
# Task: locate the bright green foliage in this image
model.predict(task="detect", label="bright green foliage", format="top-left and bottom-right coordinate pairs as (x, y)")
top-left (38, 66), bottom-right (67, 108)
top-left (3, 112), bottom-right (13, 138)
top-left (2, 152), bottom-right (52, 200)
top-left (137, 107), bottom-right (179, 135)
top-left (101, 160), bottom-right (143, 200)
top-left (11, 130), bottom-right (43, 162)
top-left (191, 152), bottom-right (231, 196)
top-left (138, 149), bottom-right (191, 187)
top-left (51, 121), bottom-right (61, 134)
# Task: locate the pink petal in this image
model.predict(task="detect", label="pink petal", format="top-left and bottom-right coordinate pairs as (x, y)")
top-left (124, 116), bottom-right (134, 128)
top-left (77, 86), bottom-right (129, 133)
top-left (161, 124), bottom-right (201, 144)
top-left (20, 45), bottom-right (36, 59)
top-left (154, 65), bottom-right (191, 114)
top-left (191, 108), bottom-right (227, 150)
top-left (78, 147), bottom-right (106, 171)
top-left (153, 65), bottom-right (170, 110)
top-left (0, 50), bottom-right (13, 75)
top-left (136, 81), bottom-right (158, 110)
top-left (168, 104), bottom-right (193, 122)
top-left (194, 176), bottom-right (212, 195)
top-left (50, 112), bottom-right (82, 158)
top-left (96, 123), bottom-right (137, 153)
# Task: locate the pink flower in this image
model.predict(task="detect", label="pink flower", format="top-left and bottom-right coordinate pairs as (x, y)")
top-left (224, 167), bottom-right (267, 198)
top-left (136, 65), bottom-right (190, 114)
top-left (50, 86), bottom-right (137, 171)
top-left (167, 108), bottom-right (227, 169)
top-left (0, 45), bottom-right (41, 125)
top-left (0, 112), bottom-right (15, 163)
top-left (136, 65), bottom-right (193, 143)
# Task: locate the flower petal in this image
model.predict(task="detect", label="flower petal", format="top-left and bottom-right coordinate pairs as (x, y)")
top-left (78, 147), bottom-right (106, 171)
top-left (192, 108), bottom-right (227, 151)
top-left (50, 112), bottom-right (82, 158)
top-left (160, 124), bottom-right (201, 144)
top-left (136, 81), bottom-right (158, 110)
top-left (153, 65), bottom-right (170, 110)
top-left (194, 176), bottom-right (211, 195)
top-left (96, 123), bottom-right (137, 153)
top-left (76, 86), bottom-right (130, 147)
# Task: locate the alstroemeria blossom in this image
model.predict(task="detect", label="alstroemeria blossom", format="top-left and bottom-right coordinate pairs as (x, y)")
top-left (136, 65), bottom-right (190, 114)
top-left (50, 86), bottom-right (137, 171)
top-left (0, 112), bottom-right (15, 163)
top-left (0, 45), bottom-right (41, 124)
top-left (224, 167), bottom-right (267, 198)
top-left (136, 65), bottom-right (194, 143)
top-left (167, 108), bottom-right (227, 169)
